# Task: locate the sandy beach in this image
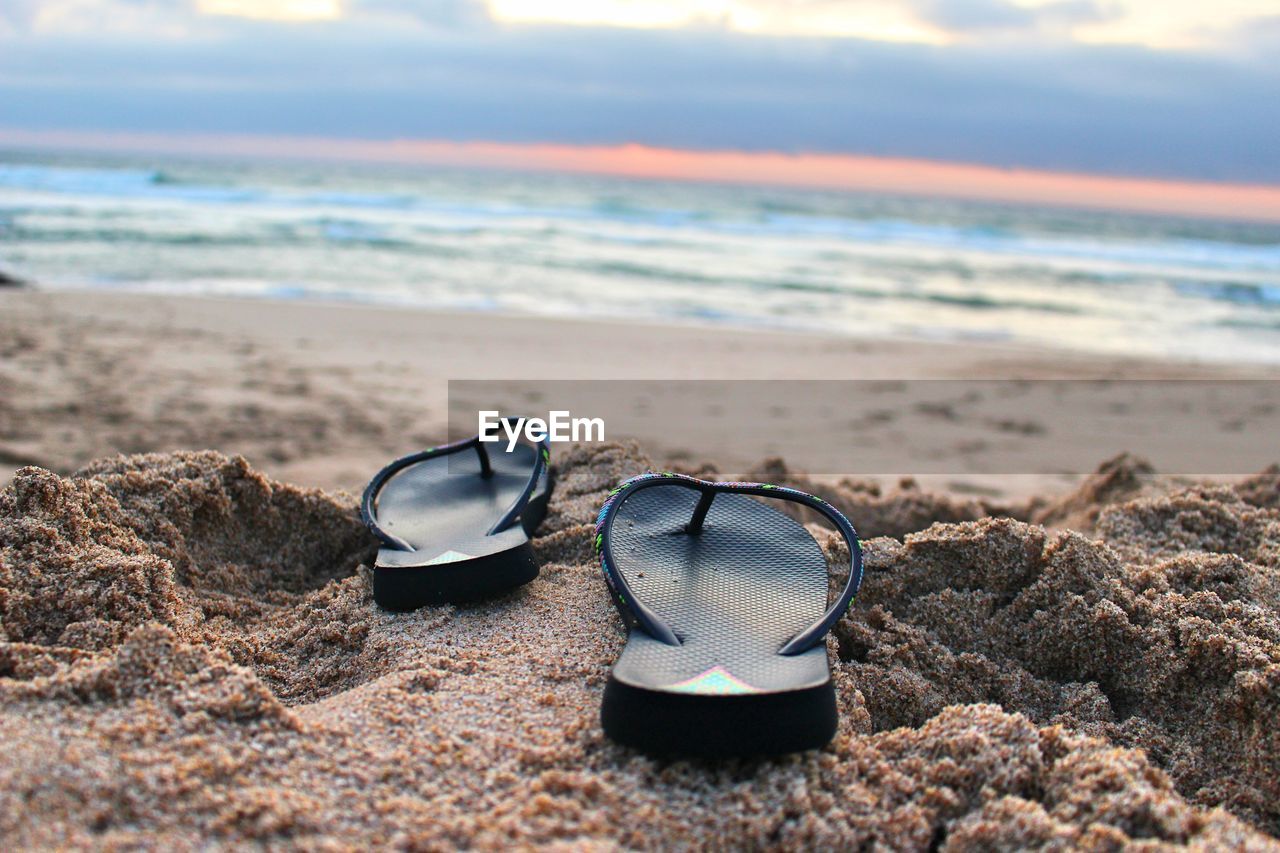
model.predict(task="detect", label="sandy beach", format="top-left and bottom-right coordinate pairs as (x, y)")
top-left (3, 289), bottom-right (1270, 492)
top-left (3, 289), bottom-right (1280, 847)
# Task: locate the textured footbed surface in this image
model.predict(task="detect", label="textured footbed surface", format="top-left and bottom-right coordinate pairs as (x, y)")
top-left (373, 443), bottom-right (543, 568)
top-left (609, 485), bottom-right (831, 695)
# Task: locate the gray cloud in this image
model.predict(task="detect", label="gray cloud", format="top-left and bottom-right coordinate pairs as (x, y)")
top-left (1, 0), bottom-right (195, 29)
top-left (0, 14), bottom-right (1276, 182)
top-left (1233, 14), bottom-right (1280, 55)
top-left (353, 0), bottom-right (490, 29)
top-left (915, 0), bottom-right (1034, 31)
top-left (912, 0), bottom-right (1116, 34)
top-left (0, 0), bottom-right (43, 26)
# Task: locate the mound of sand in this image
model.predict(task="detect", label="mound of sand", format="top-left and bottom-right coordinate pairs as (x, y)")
top-left (743, 451), bottom-right (1161, 538)
top-left (2, 444), bottom-right (1278, 847)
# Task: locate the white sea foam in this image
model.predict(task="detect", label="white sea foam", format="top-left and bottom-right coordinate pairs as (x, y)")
top-left (2, 152), bottom-right (1278, 363)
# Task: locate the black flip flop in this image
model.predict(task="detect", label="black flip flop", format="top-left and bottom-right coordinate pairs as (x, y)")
top-left (593, 472), bottom-right (863, 757)
top-left (361, 431), bottom-right (552, 610)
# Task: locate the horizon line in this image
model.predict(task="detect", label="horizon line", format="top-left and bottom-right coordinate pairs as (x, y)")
top-left (2, 128), bottom-right (1279, 224)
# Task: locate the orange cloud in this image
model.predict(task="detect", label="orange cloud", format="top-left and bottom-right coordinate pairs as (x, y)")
top-left (3, 128), bottom-right (1279, 223)
top-left (400, 140), bottom-right (1280, 222)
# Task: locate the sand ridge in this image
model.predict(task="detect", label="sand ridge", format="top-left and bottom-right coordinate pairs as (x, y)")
top-left (2, 442), bottom-right (1279, 848)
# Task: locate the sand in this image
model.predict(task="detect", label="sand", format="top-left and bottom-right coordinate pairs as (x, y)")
top-left (3, 290), bottom-right (1280, 848)
top-left (2, 445), bottom-right (1279, 848)
top-left (3, 289), bottom-right (1267, 495)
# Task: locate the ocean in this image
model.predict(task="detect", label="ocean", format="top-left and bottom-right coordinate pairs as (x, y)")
top-left (2, 149), bottom-right (1278, 363)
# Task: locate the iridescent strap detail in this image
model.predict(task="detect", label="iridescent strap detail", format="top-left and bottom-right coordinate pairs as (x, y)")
top-left (361, 423), bottom-right (551, 552)
top-left (593, 471), bottom-right (864, 656)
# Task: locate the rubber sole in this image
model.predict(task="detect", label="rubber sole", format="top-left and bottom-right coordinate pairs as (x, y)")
top-left (374, 541), bottom-right (539, 609)
top-left (373, 486), bottom-right (551, 610)
top-left (601, 676), bottom-right (838, 757)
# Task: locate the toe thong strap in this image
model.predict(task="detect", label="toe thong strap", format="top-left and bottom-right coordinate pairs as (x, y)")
top-left (486, 437), bottom-right (551, 537)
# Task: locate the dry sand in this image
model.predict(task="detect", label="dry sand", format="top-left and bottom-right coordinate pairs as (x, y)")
top-left (1, 289), bottom-right (1269, 496)
top-left (2, 290), bottom-right (1280, 848)
top-left (3, 446), bottom-right (1279, 848)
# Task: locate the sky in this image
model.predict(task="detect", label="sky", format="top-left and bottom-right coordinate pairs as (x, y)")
top-left (0, 0), bottom-right (1278, 191)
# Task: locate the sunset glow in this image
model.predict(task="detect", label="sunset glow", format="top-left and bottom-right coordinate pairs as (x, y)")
top-left (3, 129), bottom-right (1278, 224)
top-left (6, 0), bottom-right (1276, 186)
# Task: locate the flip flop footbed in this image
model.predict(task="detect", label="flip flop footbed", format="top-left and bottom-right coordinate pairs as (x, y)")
top-left (600, 482), bottom-right (839, 755)
top-left (370, 442), bottom-right (550, 607)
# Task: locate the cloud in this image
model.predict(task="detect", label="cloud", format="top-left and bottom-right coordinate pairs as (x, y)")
top-left (913, 0), bottom-right (1033, 31)
top-left (355, 0), bottom-right (490, 28)
top-left (199, 0), bottom-right (340, 21)
top-left (469, 0), bottom-right (1123, 43)
top-left (911, 0), bottom-right (1116, 34)
top-left (0, 7), bottom-right (1276, 182)
top-left (0, 0), bottom-right (54, 28)
top-left (1233, 13), bottom-right (1280, 55)
top-left (1, 0), bottom-right (197, 35)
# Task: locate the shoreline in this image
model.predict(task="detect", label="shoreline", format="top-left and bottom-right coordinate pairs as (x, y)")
top-left (10, 287), bottom-right (1277, 376)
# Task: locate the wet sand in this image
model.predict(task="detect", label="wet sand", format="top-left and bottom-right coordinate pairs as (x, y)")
top-left (2, 290), bottom-right (1279, 847)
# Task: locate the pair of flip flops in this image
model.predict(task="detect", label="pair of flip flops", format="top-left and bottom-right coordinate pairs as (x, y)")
top-left (362, 434), bottom-right (864, 757)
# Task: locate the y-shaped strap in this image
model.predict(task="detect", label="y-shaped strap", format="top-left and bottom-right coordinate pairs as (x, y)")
top-left (593, 472), bottom-right (864, 656)
top-left (362, 427), bottom-right (551, 552)
top-left (486, 438), bottom-right (551, 537)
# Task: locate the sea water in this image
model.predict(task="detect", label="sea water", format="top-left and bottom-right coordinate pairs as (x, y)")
top-left (1, 149), bottom-right (1278, 363)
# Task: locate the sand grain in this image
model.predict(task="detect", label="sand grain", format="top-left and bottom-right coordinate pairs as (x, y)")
top-left (3, 445), bottom-right (1279, 848)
